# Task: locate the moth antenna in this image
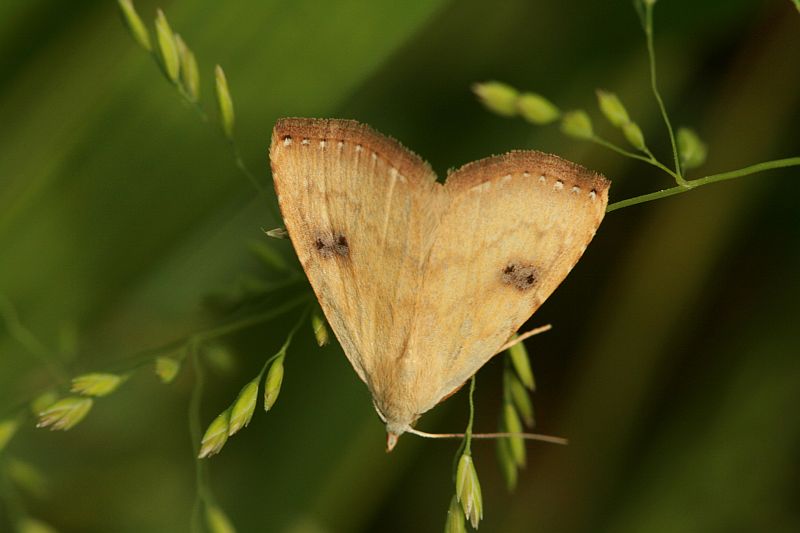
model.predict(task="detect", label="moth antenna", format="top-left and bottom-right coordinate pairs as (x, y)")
top-left (406, 427), bottom-right (568, 446)
top-left (497, 324), bottom-right (553, 353)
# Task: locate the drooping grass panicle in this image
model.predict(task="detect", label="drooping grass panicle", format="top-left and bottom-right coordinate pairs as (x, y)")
top-left (115, 2), bottom-right (279, 209)
top-left (473, 3), bottom-right (800, 213)
top-left (0, 292), bottom-right (309, 444)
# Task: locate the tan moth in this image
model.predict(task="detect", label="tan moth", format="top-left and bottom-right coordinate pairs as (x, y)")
top-left (269, 118), bottom-right (609, 450)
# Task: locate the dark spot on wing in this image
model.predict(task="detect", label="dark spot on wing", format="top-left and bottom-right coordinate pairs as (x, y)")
top-left (502, 262), bottom-right (538, 292)
top-left (314, 231), bottom-right (350, 258)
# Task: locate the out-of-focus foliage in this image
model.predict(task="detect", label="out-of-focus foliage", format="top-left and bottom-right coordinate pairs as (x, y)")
top-left (1, 0), bottom-right (799, 532)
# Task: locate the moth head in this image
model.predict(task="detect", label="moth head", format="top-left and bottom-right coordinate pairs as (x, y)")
top-left (384, 420), bottom-right (412, 452)
top-left (373, 400), bottom-right (416, 452)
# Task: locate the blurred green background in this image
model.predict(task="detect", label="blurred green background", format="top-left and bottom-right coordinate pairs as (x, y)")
top-left (1, 0), bottom-right (799, 531)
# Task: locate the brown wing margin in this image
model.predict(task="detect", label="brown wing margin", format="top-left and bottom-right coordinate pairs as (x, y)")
top-left (271, 118), bottom-right (438, 187)
top-left (445, 150), bottom-right (610, 198)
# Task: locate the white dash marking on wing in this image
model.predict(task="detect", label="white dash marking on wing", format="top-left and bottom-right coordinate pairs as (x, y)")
top-left (381, 168), bottom-right (400, 249)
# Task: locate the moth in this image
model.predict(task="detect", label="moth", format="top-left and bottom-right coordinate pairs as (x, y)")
top-left (269, 118), bottom-right (609, 450)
